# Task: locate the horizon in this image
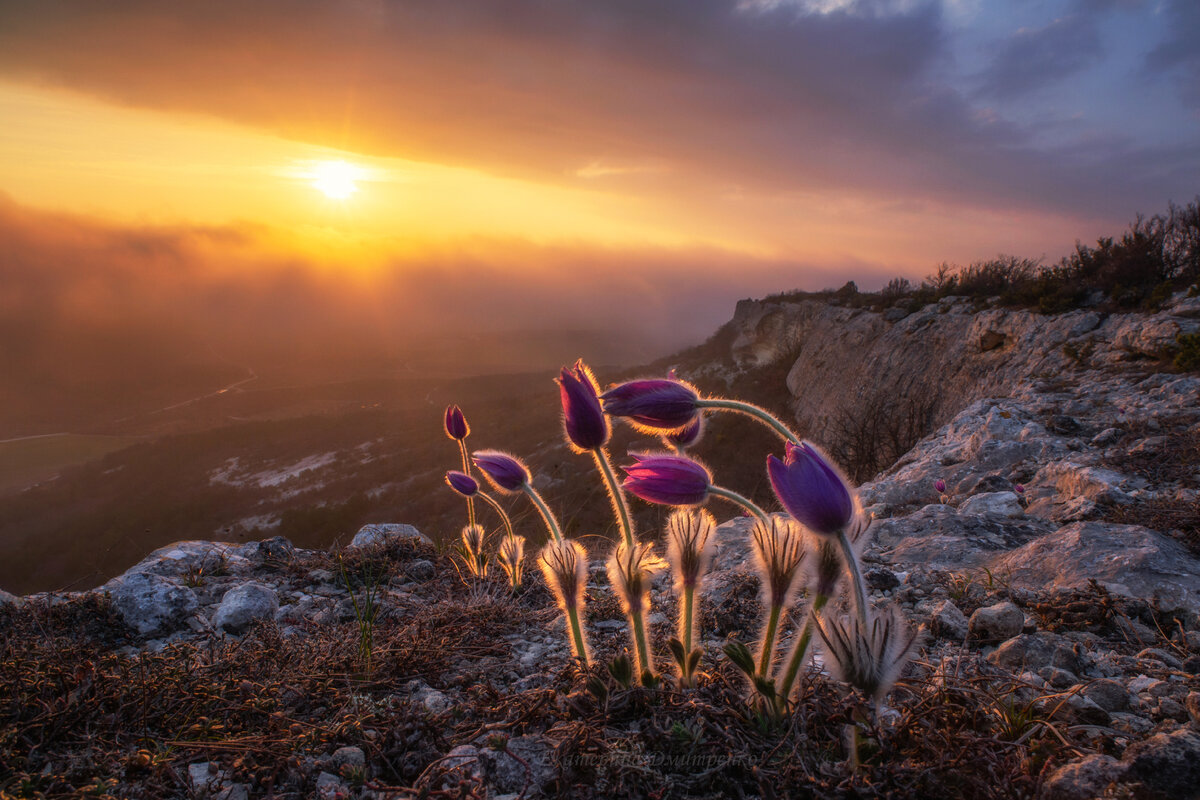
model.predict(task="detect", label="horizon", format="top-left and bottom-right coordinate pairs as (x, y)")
top-left (1, 0), bottom-right (1198, 432)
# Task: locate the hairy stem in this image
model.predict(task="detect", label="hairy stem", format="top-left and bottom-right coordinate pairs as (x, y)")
top-left (592, 447), bottom-right (635, 548)
top-left (565, 605), bottom-right (589, 667)
top-left (838, 529), bottom-right (871, 631)
top-left (631, 607), bottom-right (652, 683)
top-left (523, 486), bottom-right (564, 544)
top-left (777, 593), bottom-right (829, 703)
top-left (458, 440), bottom-right (476, 528)
top-left (758, 603), bottom-right (783, 677)
top-left (696, 398), bottom-right (801, 445)
top-left (476, 492), bottom-right (514, 540)
top-left (708, 485), bottom-right (771, 525)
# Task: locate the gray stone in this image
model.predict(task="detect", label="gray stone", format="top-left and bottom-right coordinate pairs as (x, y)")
top-left (988, 633), bottom-right (1081, 673)
top-left (347, 523), bottom-right (431, 551)
top-left (188, 761), bottom-right (249, 800)
top-left (1040, 754), bottom-right (1126, 800)
top-left (481, 735), bottom-right (556, 796)
top-left (1082, 679), bottom-right (1131, 712)
top-left (314, 771), bottom-right (350, 800)
top-left (1123, 727), bottom-right (1200, 799)
top-left (406, 559), bottom-right (436, 580)
top-left (214, 582), bottom-right (279, 634)
top-left (107, 571), bottom-right (198, 636)
top-left (958, 491), bottom-right (1023, 517)
top-left (330, 745), bottom-right (366, 771)
top-left (968, 601), bottom-right (1024, 642)
top-left (0, 587), bottom-right (20, 608)
top-left (988, 522), bottom-right (1200, 610)
top-left (929, 600), bottom-right (970, 640)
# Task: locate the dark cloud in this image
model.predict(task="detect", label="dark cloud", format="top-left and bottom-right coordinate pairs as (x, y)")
top-left (976, 15), bottom-right (1102, 99)
top-left (0, 0), bottom-right (1193, 217)
top-left (1145, 0), bottom-right (1200, 109)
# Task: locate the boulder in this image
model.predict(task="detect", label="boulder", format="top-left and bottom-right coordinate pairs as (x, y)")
top-left (988, 522), bottom-right (1200, 611)
top-left (106, 571), bottom-right (198, 636)
top-left (968, 601), bottom-right (1024, 642)
top-left (0, 587), bottom-right (20, 608)
top-left (1040, 754), bottom-right (1125, 800)
top-left (987, 633), bottom-right (1081, 673)
top-left (347, 523), bottom-right (431, 551)
top-left (1123, 727), bottom-right (1200, 799)
top-left (214, 582), bottom-right (279, 634)
top-left (929, 600), bottom-right (969, 640)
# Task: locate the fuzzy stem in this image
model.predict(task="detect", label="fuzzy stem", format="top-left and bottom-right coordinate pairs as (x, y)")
top-left (838, 529), bottom-right (871, 631)
top-left (758, 603), bottom-right (783, 677)
top-left (592, 447), bottom-right (635, 548)
top-left (523, 486), bottom-right (564, 544)
top-left (631, 607), bottom-right (652, 683)
top-left (476, 492), bottom-right (514, 539)
top-left (565, 605), bottom-right (589, 667)
top-left (682, 586), bottom-right (695, 664)
top-left (708, 485), bottom-right (771, 525)
top-left (777, 593), bottom-right (829, 703)
top-left (696, 398), bottom-right (801, 445)
top-left (458, 440), bottom-right (476, 528)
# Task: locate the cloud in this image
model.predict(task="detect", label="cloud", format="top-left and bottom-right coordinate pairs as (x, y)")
top-left (0, 0), bottom-right (1192, 217)
top-left (1145, 0), bottom-right (1200, 110)
top-left (976, 15), bottom-right (1102, 99)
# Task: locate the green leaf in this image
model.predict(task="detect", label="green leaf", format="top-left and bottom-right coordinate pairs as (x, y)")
top-left (585, 677), bottom-right (609, 703)
top-left (723, 641), bottom-right (756, 677)
top-left (667, 637), bottom-right (687, 667)
top-left (608, 655), bottom-right (633, 688)
top-left (686, 648), bottom-right (703, 674)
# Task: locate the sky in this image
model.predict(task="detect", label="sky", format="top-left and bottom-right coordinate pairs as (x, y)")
top-left (1, 0), bottom-right (1198, 368)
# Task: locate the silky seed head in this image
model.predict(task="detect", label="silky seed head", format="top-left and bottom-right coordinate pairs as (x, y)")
top-left (538, 539), bottom-right (588, 612)
top-left (606, 540), bottom-right (667, 618)
top-left (665, 508), bottom-right (716, 592)
top-left (750, 516), bottom-right (807, 609)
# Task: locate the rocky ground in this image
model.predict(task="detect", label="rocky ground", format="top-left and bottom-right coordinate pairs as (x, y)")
top-left (4, 293), bottom-right (1200, 799)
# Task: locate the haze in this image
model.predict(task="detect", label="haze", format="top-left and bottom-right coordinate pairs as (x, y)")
top-left (1, 0), bottom-right (1198, 435)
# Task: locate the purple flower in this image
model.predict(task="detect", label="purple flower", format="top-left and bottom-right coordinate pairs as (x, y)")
top-left (444, 405), bottom-right (469, 441)
top-left (1013, 483), bottom-right (1025, 495)
top-left (601, 379), bottom-right (701, 432)
top-left (472, 450), bottom-right (531, 493)
top-left (766, 442), bottom-right (855, 537)
top-left (445, 470), bottom-right (478, 497)
top-left (665, 416), bottom-right (704, 448)
top-left (621, 453), bottom-right (711, 506)
top-left (556, 360), bottom-right (610, 451)
top-left (934, 479), bottom-right (947, 494)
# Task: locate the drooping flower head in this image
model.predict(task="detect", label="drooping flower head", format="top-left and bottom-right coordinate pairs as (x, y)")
top-left (607, 540), bottom-right (667, 619)
top-left (621, 453), bottom-right (712, 506)
top-left (816, 605), bottom-right (921, 701)
top-left (750, 516), bottom-right (807, 610)
top-left (767, 441), bottom-right (856, 537)
top-left (1013, 483), bottom-right (1024, 495)
top-left (472, 450), bottom-right (531, 494)
top-left (601, 378), bottom-right (702, 433)
top-left (445, 470), bottom-right (478, 497)
top-left (934, 478), bottom-right (947, 494)
top-left (665, 508), bottom-right (717, 593)
top-left (497, 532), bottom-right (526, 590)
top-left (665, 416), bottom-right (704, 449)
top-left (444, 405), bottom-right (469, 441)
top-left (556, 360), bottom-right (610, 452)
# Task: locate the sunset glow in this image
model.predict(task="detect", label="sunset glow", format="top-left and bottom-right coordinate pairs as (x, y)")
top-left (310, 160), bottom-right (361, 200)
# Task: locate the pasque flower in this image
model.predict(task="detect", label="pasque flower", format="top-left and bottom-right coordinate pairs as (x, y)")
top-left (497, 532), bottom-right (526, 591)
top-left (621, 453), bottom-right (712, 506)
top-left (557, 360), bottom-right (610, 451)
top-left (767, 441), bottom-right (856, 537)
top-left (472, 451), bottom-right (531, 493)
top-left (444, 405), bottom-right (469, 441)
top-left (601, 379), bottom-right (702, 432)
top-left (607, 540), bottom-right (667, 682)
top-left (445, 470), bottom-right (478, 497)
top-left (538, 539), bottom-right (591, 664)
top-left (934, 478), bottom-right (947, 494)
top-left (816, 605), bottom-right (921, 702)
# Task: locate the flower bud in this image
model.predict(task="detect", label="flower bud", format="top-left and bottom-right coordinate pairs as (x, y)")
top-left (444, 405), bottom-right (469, 440)
top-left (472, 450), bottom-right (531, 493)
top-left (621, 453), bottom-right (711, 506)
top-left (557, 360), bottom-right (610, 451)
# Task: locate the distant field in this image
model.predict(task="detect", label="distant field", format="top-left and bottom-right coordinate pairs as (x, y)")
top-left (0, 434), bottom-right (141, 493)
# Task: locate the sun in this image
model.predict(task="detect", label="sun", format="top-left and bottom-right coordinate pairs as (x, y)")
top-left (310, 160), bottom-right (362, 200)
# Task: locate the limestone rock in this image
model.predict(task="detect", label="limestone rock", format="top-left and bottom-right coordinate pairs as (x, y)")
top-left (107, 571), bottom-right (198, 636)
top-left (1123, 727), bottom-right (1200, 799)
top-left (1040, 754), bottom-right (1125, 800)
top-left (929, 600), bottom-right (969, 640)
top-left (214, 582), bottom-right (279, 634)
top-left (968, 601), bottom-right (1024, 642)
top-left (347, 523), bottom-right (431, 551)
top-left (987, 633), bottom-right (1080, 673)
top-left (958, 491), bottom-right (1023, 517)
top-left (988, 522), bottom-right (1200, 610)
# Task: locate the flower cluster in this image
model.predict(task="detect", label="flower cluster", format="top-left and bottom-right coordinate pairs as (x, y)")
top-left (442, 362), bottom-right (921, 720)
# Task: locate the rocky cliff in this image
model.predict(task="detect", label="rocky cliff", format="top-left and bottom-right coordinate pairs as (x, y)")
top-left (4, 293), bottom-right (1200, 799)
